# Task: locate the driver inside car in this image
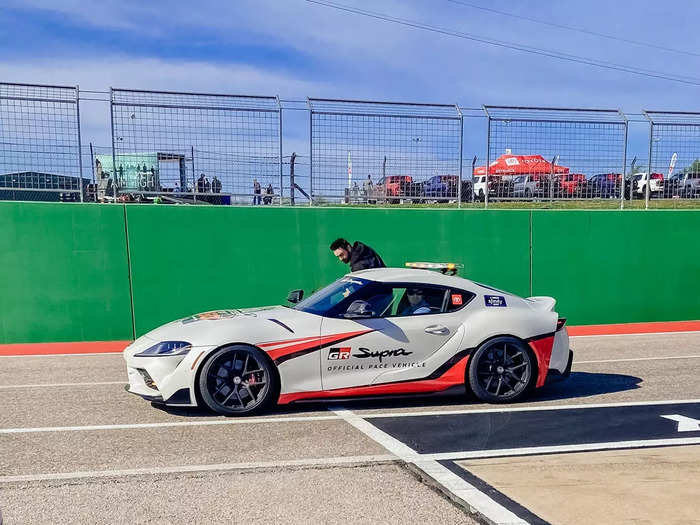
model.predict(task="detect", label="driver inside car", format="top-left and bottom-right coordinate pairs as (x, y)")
top-left (400, 288), bottom-right (431, 315)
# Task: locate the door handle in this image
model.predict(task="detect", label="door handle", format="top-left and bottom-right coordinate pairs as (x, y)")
top-left (425, 324), bottom-right (449, 335)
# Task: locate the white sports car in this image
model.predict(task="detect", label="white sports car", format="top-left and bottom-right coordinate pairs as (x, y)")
top-left (124, 264), bottom-right (573, 415)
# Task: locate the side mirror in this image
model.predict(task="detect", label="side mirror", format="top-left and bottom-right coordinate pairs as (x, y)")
top-left (287, 289), bottom-right (304, 304)
top-left (343, 300), bottom-right (377, 319)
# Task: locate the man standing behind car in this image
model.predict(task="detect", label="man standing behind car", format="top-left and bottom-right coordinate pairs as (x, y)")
top-left (330, 238), bottom-right (385, 272)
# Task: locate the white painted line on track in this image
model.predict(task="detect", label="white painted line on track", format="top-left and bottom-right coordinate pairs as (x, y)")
top-left (360, 398), bottom-right (700, 419)
top-left (574, 354), bottom-right (700, 364)
top-left (3, 398), bottom-right (699, 434)
top-left (570, 330), bottom-right (700, 338)
top-left (332, 406), bottom-right (527, 525)
top-left (0, 381), bottom-right (125, 390)
top-left (0, 455), bottom-right (397, 484)
top-left (0, 415), bottom-right (341, 434)
top-left (422, 437), bottom-right (700, 462)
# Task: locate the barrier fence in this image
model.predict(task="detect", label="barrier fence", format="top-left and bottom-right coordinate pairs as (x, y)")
top-left (1, 81), bottom-right (700, 207)
top-left (483, 106), bottom-right (628, 206)
top-left (644, 111), bottom-right (700, 204)
top-left (0, 82), bottom-right (84, 202)
top-left (110, 89), bottom-right (282, 205)
top-left (308, 98), bottom-right (463, 204)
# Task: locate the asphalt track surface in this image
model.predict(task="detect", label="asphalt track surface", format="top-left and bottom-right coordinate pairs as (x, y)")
top-left (1, 330), bottom-right (699, 524)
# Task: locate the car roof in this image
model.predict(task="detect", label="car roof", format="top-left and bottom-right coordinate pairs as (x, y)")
top-left (347, 267), bottom-right (501, 293)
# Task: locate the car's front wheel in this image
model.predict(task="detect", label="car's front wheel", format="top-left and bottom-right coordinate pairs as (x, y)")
top-left (198, 344), bottom-right (279, 416)
top-left (468, 336), bottom-right (535, 403)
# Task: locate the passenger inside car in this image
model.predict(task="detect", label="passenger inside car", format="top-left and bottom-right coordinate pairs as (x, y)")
top-left (399, 288), bottom-right (432, 315)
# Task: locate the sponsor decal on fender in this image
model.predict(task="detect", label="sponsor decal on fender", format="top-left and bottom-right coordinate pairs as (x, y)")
top-left (328, 347), bottom-right (351, 360)
top-left (484, 295), bottom-right (507, 307)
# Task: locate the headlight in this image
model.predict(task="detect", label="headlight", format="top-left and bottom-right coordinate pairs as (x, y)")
top-left (134, 341), bottom-right (192, 357)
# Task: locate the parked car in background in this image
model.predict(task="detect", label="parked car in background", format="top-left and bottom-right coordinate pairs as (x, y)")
top-left (631, 173), bottom-right (664, 198)
top-left (372, 175), bottom-right (413, 203)
top-left (588, 173), bottom-right (618, 198)
top-left (513, 174), bottom-right (545, 198)
top-left (664, 172), bottom-right (700, 197)
top-left (557, 173), bottom-right (587, 197)
top-left (473, 175), bottom-right (487, 201)
top-left (488, 175), bottom-right (514, 200)
top-left (423, 175), bottom-right (457, 201)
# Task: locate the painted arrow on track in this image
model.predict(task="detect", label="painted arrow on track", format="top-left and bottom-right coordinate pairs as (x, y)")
top-left (661, 414), bottom-right (700, 432)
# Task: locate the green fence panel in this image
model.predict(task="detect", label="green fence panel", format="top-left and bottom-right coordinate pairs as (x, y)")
top-left (0, 202), bottom-right (133, 343)
top-left (125, 207), bottom-right (531, 337)
top-left (531, 210), bottom-right (700, 325)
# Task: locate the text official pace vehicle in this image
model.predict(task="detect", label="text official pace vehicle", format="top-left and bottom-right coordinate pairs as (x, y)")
top-left (124, 263), bottom-right (573, 415)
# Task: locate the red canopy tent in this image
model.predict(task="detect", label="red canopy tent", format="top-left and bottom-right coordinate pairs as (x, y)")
top-left (474, 154), bottom-right (569, 176)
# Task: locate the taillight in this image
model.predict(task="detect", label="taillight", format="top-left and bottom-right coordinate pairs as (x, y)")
top-left (556, 318), bottom-right (567, 331)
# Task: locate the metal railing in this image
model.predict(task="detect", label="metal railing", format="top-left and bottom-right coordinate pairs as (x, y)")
top-left (643, 111), bottom-right (700, 208)
top-left (308, 98), bottom-right (463, 205)
top-left (1, 81), bottom-right (699, 207)
top-left (109, 88), bottom-right (282, 204)
top-left (0, 82), bottom-right (84, 202)
top-left (483, 106), bottom-right (628, 207)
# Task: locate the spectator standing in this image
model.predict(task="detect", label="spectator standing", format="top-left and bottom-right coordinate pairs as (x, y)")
top-left (253, 179), bottom-right (262, 205)
top-left (263, 183), bottom-right (274, 205)
top-left (211, 176), bottom-right (222, 193)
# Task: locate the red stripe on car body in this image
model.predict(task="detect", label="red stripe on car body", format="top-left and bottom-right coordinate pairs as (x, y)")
top-left (528, 335), bottom-right (555, 388)
top-left (277, 354), bottom-right (470, 404)
top-left (265, 329), bottom-right (373, 361)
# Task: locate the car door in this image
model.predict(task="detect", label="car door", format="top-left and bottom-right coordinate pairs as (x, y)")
top-left (320, 283), bottom-right (468, 390)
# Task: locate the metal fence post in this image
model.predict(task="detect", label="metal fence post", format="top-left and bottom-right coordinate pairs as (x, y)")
top-left (89, 142), bottom-right (96, 190)
top-left (471, 156), bottom-right (477, 203)
top-left (646, 119), bottom-right (653, 210)
top-left (619, 110), bottom-right (628, 210)
top-left (75, 85), bottom-right (84, 202)
top-left (483, 106), bottom-right (491, 209)
top-left (277, 96), bottom-right (283, 206)
top-left (457, 104), bottom-right (463, 208)
top-left (290, 152), bottom-right (296, 206)
top-left (191, 145), bottom-right (197, 204)
top-left (307, 97), bottom-right (313, 207)
top-left (110, 87), bottom-right (118, 203)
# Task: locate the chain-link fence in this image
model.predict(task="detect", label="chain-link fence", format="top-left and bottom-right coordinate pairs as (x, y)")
top-left (643, 111), bottom-right (700, 206)
top-left (308, 99), bottom-right (463, 204)
top-left (3, 81), bottom-right (700, 209)
top-left (109, 89), bottom-right (282, 204)
top-left (0, 82), bottom-right (84, 202)
top-left (483, 106), bottom-right (628, 206)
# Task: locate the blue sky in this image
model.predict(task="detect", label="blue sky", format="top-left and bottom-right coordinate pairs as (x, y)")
top-left (2, 0), bottom-right (700, 161)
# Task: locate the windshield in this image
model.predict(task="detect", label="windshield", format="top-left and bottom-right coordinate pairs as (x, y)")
top-left (293, 277), bottom-right (370, 315)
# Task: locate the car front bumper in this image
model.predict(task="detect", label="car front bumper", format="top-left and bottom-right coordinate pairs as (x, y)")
top-left (124, 338), bottom-right (216, 406)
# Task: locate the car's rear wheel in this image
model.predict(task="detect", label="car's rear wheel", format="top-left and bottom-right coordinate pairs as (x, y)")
top-left (198, 345), bottom-right (279, 416)
top-left (468, 336), bottom-right (535, 403)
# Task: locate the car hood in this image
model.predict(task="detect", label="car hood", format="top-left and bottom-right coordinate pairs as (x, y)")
top-left (130, 306), bottom-right (322, 352)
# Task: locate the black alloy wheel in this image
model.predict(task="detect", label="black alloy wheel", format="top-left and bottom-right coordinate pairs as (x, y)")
top-left (198, 345), bottom-right (279, 415)
top-left (468, 336), bottom-right (535, 403)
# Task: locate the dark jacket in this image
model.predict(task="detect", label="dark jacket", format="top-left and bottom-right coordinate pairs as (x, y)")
top-left (349, 241), bottom-right (385, 272)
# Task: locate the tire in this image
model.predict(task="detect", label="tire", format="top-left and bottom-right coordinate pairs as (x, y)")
top-left (525, 189), bottom-right (532, 199)
top-left (468, 336), bottom-right (535, 403)
top-left (198, 344), bottom-right (279, 416)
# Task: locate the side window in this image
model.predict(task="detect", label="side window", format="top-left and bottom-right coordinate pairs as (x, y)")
top-left (445, 289), bottom-right (475, 312)
top-left (389, 286), bottom-right (447, 317)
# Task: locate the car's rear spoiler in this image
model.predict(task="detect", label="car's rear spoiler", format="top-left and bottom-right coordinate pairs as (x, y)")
top-left (527, 296), bottom-right (556, 312)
